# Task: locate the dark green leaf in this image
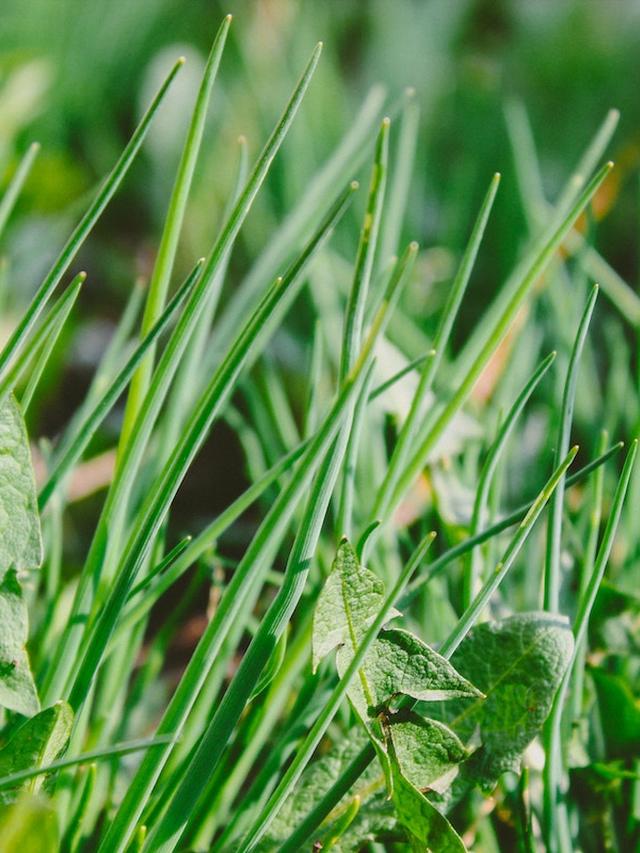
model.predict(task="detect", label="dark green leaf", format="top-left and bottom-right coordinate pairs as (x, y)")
top-left (389, 757), bottom-right (467, 852)
top-left (440, 612), bottom-right (574, 788)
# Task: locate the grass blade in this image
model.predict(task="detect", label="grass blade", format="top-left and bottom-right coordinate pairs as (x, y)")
top-left (119, 14), bottom-right (231, 446)
top-left (462, 350), bottom-right (556, 609)
top-left (374, 172), bottom-right (500, 522)
top-left (544, 283), bottom-right (598, 612)
top-left (389, 162), bottom-right (612, 515)
top-left (0, 142), bottom-right (39, 239)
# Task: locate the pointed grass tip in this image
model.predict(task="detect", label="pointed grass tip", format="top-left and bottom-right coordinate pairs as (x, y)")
top-left (409, 241), bottom-right (419, 252)
top-left (382, 116), bottom-right (391, 128)
top-left (224, 13), bottom-right (233, 23)
top-left (349, 180), bottom-right (360, 191)
top-left (405, 86), bottom-right (416, 99)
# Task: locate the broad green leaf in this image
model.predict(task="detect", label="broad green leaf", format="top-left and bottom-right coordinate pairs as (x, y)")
top-left (0, 794), bottom-right (59, 852)
top-left (0, 701), bottom-right (73, 803)
top-left (336, 628), bottom-right (481, 718)
top-left (387, 711), bottom-right (469, 792)
top-left (312, 538), bottom-right (400, 670)
top-left (389, 757), bottom-right (467, 853)
top-left (441, 612), bottom-right (574, 788)
top-left (0, 394), bottom-right (42, 580)
top-left (0, 569), bottom-right (39, 716)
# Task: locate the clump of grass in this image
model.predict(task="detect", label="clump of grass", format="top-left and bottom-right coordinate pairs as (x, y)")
top-left (0, 14), bottom-right (638, 853)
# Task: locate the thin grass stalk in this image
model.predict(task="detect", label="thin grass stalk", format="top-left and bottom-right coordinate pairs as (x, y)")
top-left (0, 142), bottom-right (40, 238)
top-left (373, 172), bottom-right (500, 522)
top-left (119, 15), bottom-right (232, 447)
top-left (462, 350), bottom-right (556, 609)
top-left (543, 284), bottom-right (598, 612)
top-left (388, 163), bottom-right (612, 516)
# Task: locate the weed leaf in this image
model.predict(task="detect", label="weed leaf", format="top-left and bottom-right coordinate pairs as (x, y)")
top-left (0, 395), bottom-right (42, 579)
top-left (312, 538), bottom-right (400, 670)
top-left (389, 756), bottom-right (467, 852)
top-left (443, 612), bottom-right (574, 788)
top-left (386, 711), bottom-right (469, 792)
top-left (0, 569), bottom-right (39, 716)
top-left (0, 701), bottom-right (73, 802)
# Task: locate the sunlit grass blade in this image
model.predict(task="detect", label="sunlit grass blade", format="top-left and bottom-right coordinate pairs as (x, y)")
top-left (119, 14), bottom-right (232, 446)
top-left (0, 142), bottom-right (39, 239)
top-left (41, 45), bottom-right (327, 704)
top-left (213, 84), bottom-right (385, 351)
top-left (378, 88), bottom-right (419, 265)
top-left (336, 116), bottom-right (390, 537)
top-left (38, 259), bottom-right (203, 509)
top-left (373, 171), bottom-right (500, 522)
top-left (507, 103), bottom-right (640, 325)
top-left (20, 278), bottom-right (84, 412)
top-left (389, 162), bottom-right (612, 515)
top-left (544, 284), bottom-right (598, 612)
top-left (441, 445), bottom-right (578, 656)
top-left (66, 185), bottom-right (350, 715)
top-left (462, 349), bottom-right (556, 609)
top-left (368, 350), bottom-right (434, 402)
top-left (0, 58), bottom-right (184, 385)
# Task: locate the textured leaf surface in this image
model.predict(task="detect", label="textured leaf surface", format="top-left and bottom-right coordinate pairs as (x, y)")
top-left (312, 538), bottom-right (399, 670)
top-left (390, 758), bottom-right (467, 852)
top-left (0, 395), bottom-right (42, 581)
top-left (336, 628), bottom-right (481, 718)
top-left (438, 612), bottom-right (574, 788)
top-left (388, 711), bottom-right (469, 791)
top-left (0, 569), bottom-right (39, 716)
top-left (0, 701), bottom-right (73, 802)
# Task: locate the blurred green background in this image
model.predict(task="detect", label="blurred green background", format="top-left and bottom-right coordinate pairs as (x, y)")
top-left (2, 0), bottom-right (639, 533)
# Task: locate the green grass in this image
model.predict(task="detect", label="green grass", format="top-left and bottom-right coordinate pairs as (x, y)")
top-left (1, 9), bottom-right (639, 853)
